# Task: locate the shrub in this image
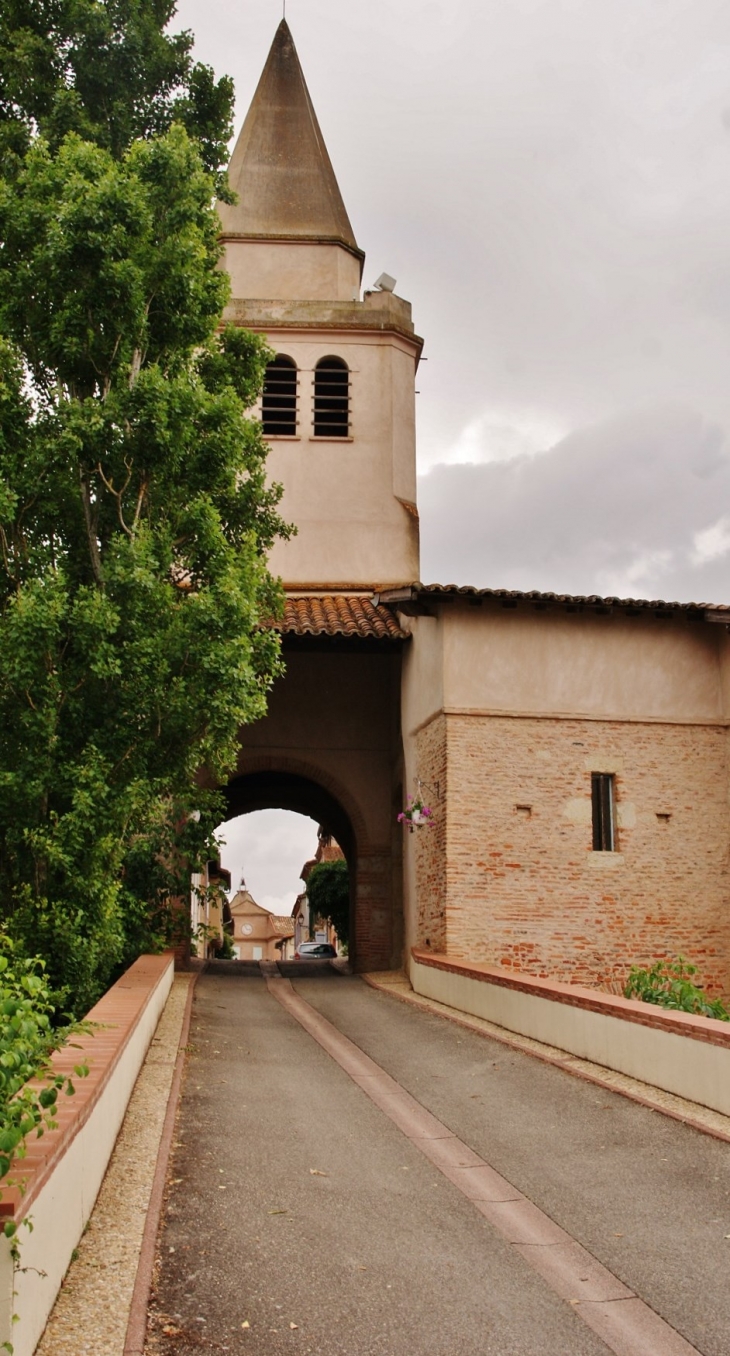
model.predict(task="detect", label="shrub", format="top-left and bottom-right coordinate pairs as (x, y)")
top-left (0, 938), bottom-right (86, 1209)
top-left (624, 956), bottom-right (729, 1020)
top-left (306, 859), bottom-right (350, 948)
top-left (215, 932), bottom-right (235, 961)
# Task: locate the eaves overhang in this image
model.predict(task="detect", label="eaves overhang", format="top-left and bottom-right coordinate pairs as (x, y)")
top-left (374, 583), bottom-right (730, 626)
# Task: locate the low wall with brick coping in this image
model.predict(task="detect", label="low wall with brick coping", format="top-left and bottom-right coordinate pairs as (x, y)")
top-left (410, 948), bottom-right (730, 1116)
top-left (0, 952), bottom-right (174, 1356)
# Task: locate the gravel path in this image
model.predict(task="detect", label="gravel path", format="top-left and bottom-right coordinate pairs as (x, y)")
top-left (35, 973), bottom-right (192, 1356)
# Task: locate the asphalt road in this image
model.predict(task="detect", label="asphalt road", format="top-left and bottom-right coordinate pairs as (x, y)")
top-left (146, 970), bottom-right (729, 1355)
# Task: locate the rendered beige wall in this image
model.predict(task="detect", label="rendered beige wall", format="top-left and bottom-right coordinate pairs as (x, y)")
top-left (221, 238), bottom-right (362, 303)
top-left (441, 603), bottom-right (725, 722)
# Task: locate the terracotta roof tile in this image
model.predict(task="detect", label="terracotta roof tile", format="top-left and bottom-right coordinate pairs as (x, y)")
top-left (270, 916), bottom-right (295, 936)
top-left (275, 594), bottom-right (407, 640)
top-left (377, 584), bottom-right (730, 620)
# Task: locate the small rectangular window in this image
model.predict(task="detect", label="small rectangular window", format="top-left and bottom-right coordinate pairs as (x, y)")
top-left (591, 773), bottom-right (616, 851)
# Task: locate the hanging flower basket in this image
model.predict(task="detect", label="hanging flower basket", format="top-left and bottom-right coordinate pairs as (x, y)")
top-left (398, 794), bottom-right (433, 833)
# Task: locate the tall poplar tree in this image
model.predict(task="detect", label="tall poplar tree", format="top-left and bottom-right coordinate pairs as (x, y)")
top-left (0, 4), bottom-right (289, 1013)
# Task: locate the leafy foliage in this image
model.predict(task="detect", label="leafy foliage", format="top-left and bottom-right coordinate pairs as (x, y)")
top-left (214, 931), bottom-right (235, 961)
top-left (0, 120), bottom-right (290, 1012)
top-left (624, 957), bottom-right (729, 1020)
top-left (0, 937), bottom-right (86, 1193)
top-left (306, 860), bottom-right (350, 949)
top-left (0, 0), bottom-right (234, 186)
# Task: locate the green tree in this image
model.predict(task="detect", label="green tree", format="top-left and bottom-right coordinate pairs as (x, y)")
top-left (0, 120), bottom-right (289, 1014)
top-left (0, 0), bottom-right (234, 183)
top-left (306, 860), bottom-right (350, 949)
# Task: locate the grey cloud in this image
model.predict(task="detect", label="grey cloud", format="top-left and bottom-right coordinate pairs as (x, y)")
top-left (179, 0), bottom-right (730, 599)
top-left (419, 405), bottom-right (730, 603)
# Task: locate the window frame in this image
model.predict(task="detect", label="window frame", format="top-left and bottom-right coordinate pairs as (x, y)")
top-left (313, 355), bottom-right (350, 439)
top-left (591, 772), bottom-right (616, 852)
top-left (261, 354), bottom-right (298, 438)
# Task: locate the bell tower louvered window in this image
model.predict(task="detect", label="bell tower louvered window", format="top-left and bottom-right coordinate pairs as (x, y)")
top-left (262, 355), bottom-right (298, 436)
top-left (314, 357), bottom-right (350, 438)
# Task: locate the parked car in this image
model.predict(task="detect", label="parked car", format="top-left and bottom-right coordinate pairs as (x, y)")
top-left (294, 942), bottom-right (337, 959)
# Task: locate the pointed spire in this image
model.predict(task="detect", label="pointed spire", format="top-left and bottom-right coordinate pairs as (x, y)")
top-left (218, 21), bottom-right (359, 252)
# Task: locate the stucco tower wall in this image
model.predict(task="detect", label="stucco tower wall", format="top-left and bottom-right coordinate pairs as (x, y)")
top-left (220, 19), bottom-right (422, 592)
top-left (235, 322), bottom-right (420, 589)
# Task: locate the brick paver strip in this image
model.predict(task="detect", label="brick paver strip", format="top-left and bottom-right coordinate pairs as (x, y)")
top-left (266, 972), bottom-right (700, 1356)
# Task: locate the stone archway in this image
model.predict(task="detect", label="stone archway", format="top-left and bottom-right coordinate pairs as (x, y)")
top-left (224, 765), bottom-right (394, 972)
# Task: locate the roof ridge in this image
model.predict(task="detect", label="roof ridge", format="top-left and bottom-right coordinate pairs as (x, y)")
top-left (377, 583), bottom-right (729, 615)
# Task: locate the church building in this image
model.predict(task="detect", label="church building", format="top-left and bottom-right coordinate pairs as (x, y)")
top-left (221, 22), bottom-right (730, 998)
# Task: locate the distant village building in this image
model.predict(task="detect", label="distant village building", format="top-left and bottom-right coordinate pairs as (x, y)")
top-left (292, 828), bottom-right (344, 952)
top-left (229, 885), bottom-right (295, 962)
top-left (219, 22), bottom-right (730, 998)
top-left (190, 861), bottom-right (231, 959)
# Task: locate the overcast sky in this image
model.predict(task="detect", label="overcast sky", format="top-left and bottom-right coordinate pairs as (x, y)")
top-left (180, 0), bottom-right (730, 607)
top-left (176, 0), bottom-right (730, 905)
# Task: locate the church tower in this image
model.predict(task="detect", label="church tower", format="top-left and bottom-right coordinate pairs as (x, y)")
top-left (218, 21), bottom-right (422, 590)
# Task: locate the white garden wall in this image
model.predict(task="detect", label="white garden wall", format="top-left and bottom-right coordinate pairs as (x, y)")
top-left (0, 953), bottom-right (174, 1356)
top-left (410, 948), bottom-right (730, 1117)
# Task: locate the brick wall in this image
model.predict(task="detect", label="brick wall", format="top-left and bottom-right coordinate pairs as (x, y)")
top-left (414, 714), bottom-right (448, 952)
top-left (427, 714), bottom-right (730, 998)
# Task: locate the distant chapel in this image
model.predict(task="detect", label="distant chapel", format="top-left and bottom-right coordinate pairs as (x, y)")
top-left (221, 22), bottom-right (730, 998)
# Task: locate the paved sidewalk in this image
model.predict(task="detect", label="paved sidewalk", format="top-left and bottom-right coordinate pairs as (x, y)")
top-left (147, 971), bottom-right (729, 1355)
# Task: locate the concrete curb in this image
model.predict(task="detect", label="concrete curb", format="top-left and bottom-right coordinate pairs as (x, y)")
top-left (123, 965), bottom-right (205, 1356)
top-left (362, 971), bottom-right (730, 1147)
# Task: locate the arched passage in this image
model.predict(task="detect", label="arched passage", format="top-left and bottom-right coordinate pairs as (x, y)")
top-left (223, 765), bottom-right (396, 972)
top-left (224, 769), bottom-right (358, 964)
top-left (225, 771), bottom-right (356, 864)
top-left (231, 624), bottom-right (407, 972)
